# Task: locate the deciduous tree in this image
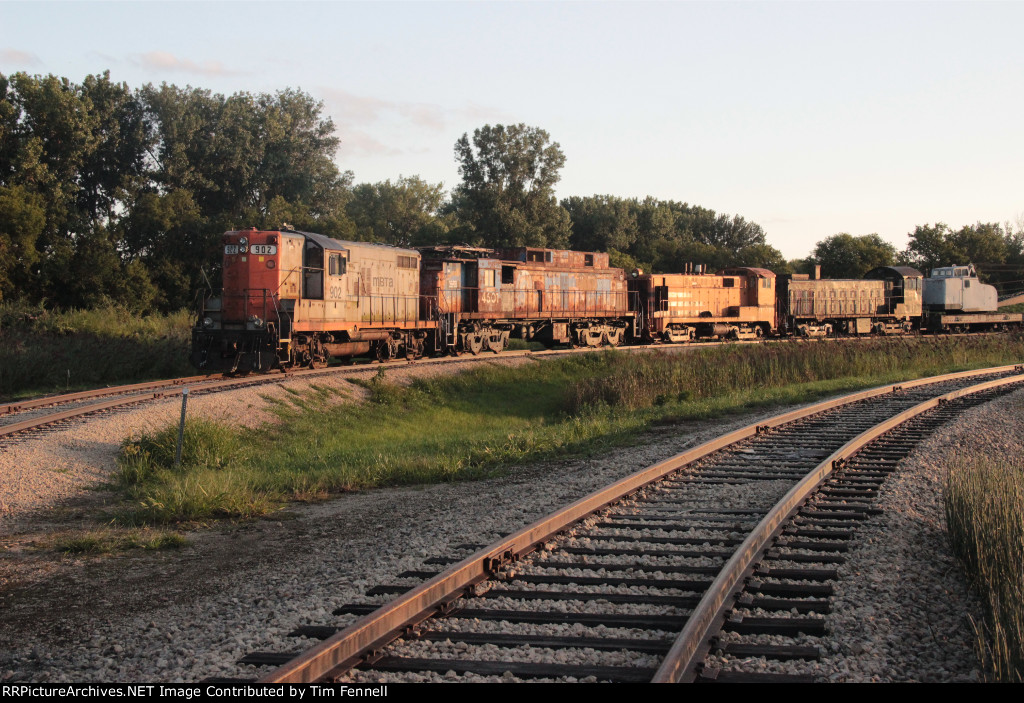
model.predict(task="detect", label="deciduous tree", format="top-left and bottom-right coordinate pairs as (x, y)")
top-left (811, 233), bottom-right (896, 278)
top-left (347, 176), bottom-right (449, 246)
top-left (448, 124), bottom-right (571, 248)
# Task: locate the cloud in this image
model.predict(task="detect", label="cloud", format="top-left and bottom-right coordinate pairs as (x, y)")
top-left (320, 88), bottom-right (512, 156)
top-left (1, 49), bottom-right (41, 66)
top-left (338, 128), bottom-right (405, 158)
top-left (321, 88), bottom-right (448, 132)
top-left (88, 51), bottom-right (120, 66)
top-left (134, 51), bottom-right (244, 77)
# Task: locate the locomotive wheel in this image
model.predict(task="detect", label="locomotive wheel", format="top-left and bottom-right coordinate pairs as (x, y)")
top-left (466, 334), bottom-right (484, 355)
top-left (605, 328), bottom-right (623, 347)
top-left (582, 329), bottom-right (602, 347)
top-left (376, 340), bottom-right (394, 363)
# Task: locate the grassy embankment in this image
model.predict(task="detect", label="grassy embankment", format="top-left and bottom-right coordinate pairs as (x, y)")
top-left (945, 452), bottom-right (1024, 682)
top-left (0, 301), bottom-right (193, 400)
top-left (110, 334), bottom-right (1024, 527)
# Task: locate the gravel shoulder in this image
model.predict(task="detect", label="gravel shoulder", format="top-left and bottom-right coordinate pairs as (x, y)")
top-left (813, 387), bottom-right (1024, 682)
top-left (0, 365), bottom-right (1020, 683)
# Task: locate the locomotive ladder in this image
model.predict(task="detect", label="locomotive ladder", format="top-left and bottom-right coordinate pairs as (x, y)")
top-left (440, 311), bottom-right (458, 350)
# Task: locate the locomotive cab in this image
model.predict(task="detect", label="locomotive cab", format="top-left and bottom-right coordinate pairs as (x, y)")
top-left (920, 264), bottom-right (1021, 332)
top-left (192, 229), bottom-right (298, 373)
top-left (192, 228), bottom-right (430, 373)
top-left (863, 266), bottom-right (924, 321)
top-left (923, 264), bottom-right (997, 313)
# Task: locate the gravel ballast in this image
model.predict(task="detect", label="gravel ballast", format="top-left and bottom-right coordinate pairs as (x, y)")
top-left (0, 366), bottom-right (1021, 683)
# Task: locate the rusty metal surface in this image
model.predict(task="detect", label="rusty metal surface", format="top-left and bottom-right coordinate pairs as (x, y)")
top-left (650, 370), bottom-right (1024, 683)
top-left (630, 270), bottom-right (776, 335)
top-left (938, 312), bottom-right (1023, 325)
top-left (0, 376), bottom-right (211, 416)
top-left (257, 363), bottom-right (1023, 684)
top-left (419, 247), bottom-right (630, 321)
top-left (786, 278), bottom-right (889, 318)
top-left (0, 393), bottom-right (163, 439)
top-left (497, 247), bottom-right (611, 269)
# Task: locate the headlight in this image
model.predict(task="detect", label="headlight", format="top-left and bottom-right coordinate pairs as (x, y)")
top-left (248, 315), bottom-right (265, 328)
top-left (239, 244), bottom-right (248, 253)
top-left (202, 317), bottom-right (215, 328)
top-left (239, 236), bottom-right (248, 245)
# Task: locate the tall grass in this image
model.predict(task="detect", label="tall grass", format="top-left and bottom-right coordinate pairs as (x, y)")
top-left (945, 456), bottom-right (1024, 682)
top-left (0, 300), bottom-right (193, 398)
top-left (115, 417), bottom-right (274, 524)
top-left (111, 335), bottom-right (1024, 526)
top-left (567, 336), bottom-right (1024, 413)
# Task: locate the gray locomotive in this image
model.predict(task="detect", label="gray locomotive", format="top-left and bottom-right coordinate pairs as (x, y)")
top-left (922, 264), bottom-right (1021, 332)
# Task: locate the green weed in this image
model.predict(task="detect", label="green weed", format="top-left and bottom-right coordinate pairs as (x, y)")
top-left (111, 335), bottom-right (1024, 527)
top-left (0, 301), bottom-right (193, 399)
top-left (49, 529), bottom-right (188, 554)
top-left (945, 454), bottom-right (1024, 682)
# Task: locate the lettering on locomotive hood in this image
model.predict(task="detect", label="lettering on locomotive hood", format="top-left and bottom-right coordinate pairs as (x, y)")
top-left (372, 276), bottom-right (395, 289)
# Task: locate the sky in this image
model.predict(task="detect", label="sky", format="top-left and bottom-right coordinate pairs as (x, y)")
top-left (2, 0), bottom-right (1022, 258)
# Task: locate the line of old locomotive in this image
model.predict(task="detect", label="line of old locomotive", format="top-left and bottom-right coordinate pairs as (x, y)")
top-left (189, 228), bottom-right (1022, 373)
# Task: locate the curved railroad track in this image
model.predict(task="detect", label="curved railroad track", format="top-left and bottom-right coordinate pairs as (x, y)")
top-left (225, 364), bottom-right (1024, 683)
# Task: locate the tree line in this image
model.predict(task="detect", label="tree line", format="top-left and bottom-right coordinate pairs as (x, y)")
top-left (802, 224), bottom-right (1024, 294)
top-left (2, 72), bottom-right (1021, 314)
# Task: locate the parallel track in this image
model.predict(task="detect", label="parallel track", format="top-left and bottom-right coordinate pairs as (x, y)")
top-left (0, 334), bottom-right (1008, 445)
top-left (0, 349), bottom-right (554, 444)
top-left (234, 365), bottom-right (1024, 683)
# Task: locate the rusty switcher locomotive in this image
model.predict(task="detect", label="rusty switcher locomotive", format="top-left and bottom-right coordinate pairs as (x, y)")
top-left (191, 228), bottom-right (1022, 373)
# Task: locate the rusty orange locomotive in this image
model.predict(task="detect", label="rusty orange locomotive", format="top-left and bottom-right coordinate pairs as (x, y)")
top-left (191, 228), bottom-right (1021, 373)
top-left (191, 229), bottom-right (636, 373)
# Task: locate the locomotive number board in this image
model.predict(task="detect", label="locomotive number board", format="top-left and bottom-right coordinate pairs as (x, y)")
top-left (225, 244), bottom-right (277, 255)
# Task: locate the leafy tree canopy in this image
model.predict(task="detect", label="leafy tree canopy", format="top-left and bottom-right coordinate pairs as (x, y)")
top-left (811, 233), bottom-right (896, 279)
top-left (2, 73), bottom-right (792, 312)
top-left (563, 194), bottom-right (779, 274)
top-left (0, 72), bottom-right (355, 310)
top-left (448, 124), bottom-right (571, 248)
top-left (902, 221), bottom-right (1024, 290)
top-left (347, 175), bottom-right (451, 246)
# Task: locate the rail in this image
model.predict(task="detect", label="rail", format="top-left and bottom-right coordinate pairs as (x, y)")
top-left (651, 370), bottom-right (1024, 681)
top-left (257, 363), bottom-right (1024, 684)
